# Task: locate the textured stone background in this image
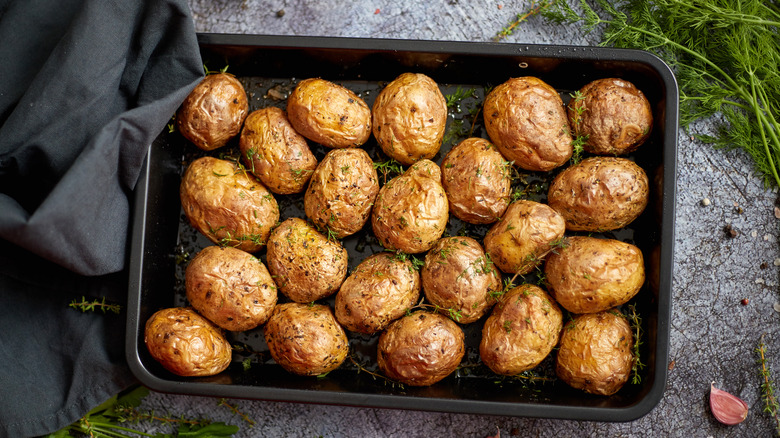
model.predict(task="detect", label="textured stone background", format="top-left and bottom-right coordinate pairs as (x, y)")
top-left (135, 1), bottom-right (780, 436)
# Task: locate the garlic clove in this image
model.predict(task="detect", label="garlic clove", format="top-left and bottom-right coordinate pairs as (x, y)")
top-left (710, 382), bottom-right (749, 425)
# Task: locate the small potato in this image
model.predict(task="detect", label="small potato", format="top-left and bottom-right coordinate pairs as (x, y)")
top-left (441, 138), bottom-right (511, 224)
top-left (479, 285), bottom-right (563, 375)
top-left (266, 217), bottom-right (348, 303)
top-left (287, 78), bottom-right (372, 148)
top-left (371, 159), bottom-right (449, 254)
top-left (378, 311), bottom-right (465, 386)
top-left (372, 72), bottom-right (447, 165)
top-left (545, 236), bottom-right (645, 314)
top-left (185, 246), bottom-right (277, 331)
top-left (335, 253), bottom-right (420, 334)
top-left (264, 303), bottom-right (348, 376)
top-left (568, 78), bottom-right (653, 155)
top-left (239, 107), bottom-right (317, 194)
top-left (177, 73), bottom-right (249, 151)
top-left (422, 237), bottom-right (501, 324)
top-left (556, 311), bottom-right (634, 396)
top-left (144, 307), bottom-right (232, 377)
top-left (547, 156), bottom-right (649, 231)
top-left (304, 148), bottom-right (380, 239)
top-left (180, 157), bottom-right (279, 253)
top-left (483, 76), bottom-right (572, 171)
top-left (483, 200), bottom-right (566, 275)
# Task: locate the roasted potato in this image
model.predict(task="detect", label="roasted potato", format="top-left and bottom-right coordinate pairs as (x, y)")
top-left (556, 310), bottom-right (634, 396)
top-left (239, 106), bottom-right (317, 194)
top-left (144, 307), bottom-right (232, 377)
top-left (377, 311), bottom-right (465, 386)
top-left (286, 78), bottom-right (372, 148)
top-left (372, 72), bottom-right (447, 165)
top-left (304, 148), bottom-right (380, 239)
top-left (263, 303), bottom-right (349, 376)
top-left (177, 73), bottom-right (249, 151)
top-left (265, 217), bottom-right (348, 303)
top-left (568, 78), bottom-right (653, 155)
top-left (547, 156), bottom-right (649, 231)
top-left (544, 236), bottom-right (645, 314)
top-left (483, 76), bottom-right (572, 171)
top-left (440, 138), bottom-right (511, 224)
top-left (421, 236), bottom-right (501, 324)
top-left (180, 156), bottom-right (279, 253)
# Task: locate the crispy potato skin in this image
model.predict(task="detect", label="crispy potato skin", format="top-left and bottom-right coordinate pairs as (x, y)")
top-left (144, 307), bottom-right (232, 377)
top-left (545, 236), bottom-right (645, 314)
top-left (568, 78), bottom-right (653, 155)
top-left (479, 285), bottom-right (563, 375)
top-left (177, 73), bottom-right (249, 151)
top-left (556, 311), bottom-right (634, 396)
top-left (335, 253), bottom-right (420, 334)
top-left (372, 73), bottom-right (447, 166)
top-left (377, 312), bottom-right (465, 386)
top-left (483, 76), bottom-right (572, 171)
top-left (441, 138), bottom-right (511, 224)
top-left (483, 200), bottom-right (566, 275)
top-left (547, 156), bottom-right (649, 231)
top-left (239, 107), bottom-right (317, 194)
top-left (304, 148), bottom-right (380, 239)
top-left (264, 303), bottom-right (348, 376)
top-left (422, 237), bottom-right (501, 324)
top-left (180, 157), bottom-right (279, 253)
top-left (371, 159), bottom-right (448, 253)
top-left (265, 218), bottom-right (348, 303)
top-left (287, 78), bottom-right (372, 148)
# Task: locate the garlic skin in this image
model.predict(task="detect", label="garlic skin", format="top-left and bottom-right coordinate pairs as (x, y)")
top-left (710, 382), bottom-right (749, 425)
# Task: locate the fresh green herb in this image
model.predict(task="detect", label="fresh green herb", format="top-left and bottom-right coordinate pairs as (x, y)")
top-left (69, 296), bottom-right (121, 314)
top-left (494, 1), bottom-right (554, 41)
top-left (373, 158), bottom-right (404, 184)
top-left (445, 86), bottom-right (477, 109)
top-left (204, 64), bottom-right (230, 75)
top-left (757, 334), bottom-right (780, 435)
top-left (626, 303), bottom-right (645, 384)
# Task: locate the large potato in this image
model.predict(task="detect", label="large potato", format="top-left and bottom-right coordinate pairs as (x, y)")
top-left (483, 76), bottom-right (572, 171)
top-left (180, 156), bottom-right (279, 253)
top-left (372, 72), bottom-right (447, 165)
top-left (304, 148), bottom-right (380, 239)
top-left (544, 236), bottom-right (645, 314)
top-left (547, 156), bottom-right (649, 231)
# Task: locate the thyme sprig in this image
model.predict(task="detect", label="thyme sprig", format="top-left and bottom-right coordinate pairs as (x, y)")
top-left (757, 334), bottom-right (780, 435)
top-left (69, 296), bottom-right (121, 314)
top-left (626, 303), bottom-right (646, 384)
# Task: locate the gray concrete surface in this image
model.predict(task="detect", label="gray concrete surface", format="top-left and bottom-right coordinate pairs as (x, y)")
top-left (135, 1), bottom-right (780, 436)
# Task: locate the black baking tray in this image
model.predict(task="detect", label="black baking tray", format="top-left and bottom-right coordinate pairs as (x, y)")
top-left (126, 33), bottom-right (677, 422)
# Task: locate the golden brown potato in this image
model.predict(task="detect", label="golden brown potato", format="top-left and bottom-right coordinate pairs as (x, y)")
top-left (377, 311), bottom-right (465, 386)
top-left (239, 107), bottom-right (317, 194)
top-left (372, 72), bottom-right (447, 166)
top-left (185, 245), bottom-right (278, 331)
top-left (480, 284), bottom-right (563, 375)
top-left (263, 303), bottom-right (348, 376)
top-left (335, 252), bottom-right (420, 334)
top-left (176, 73), bottom-right (249, 151)
top-left (568, 78), bottom-right (653, 155)
top-left (547, 156), bottom-right (649, 231)
top-left (180, 156), bottom-right (279, 253)
top-left (265, 217), bottom-right (348, 303)
top-left (286, 78), bottom-right (371, 148)
top-left (483, 200), bottom-right (566, 275)
top-left (371, 159), bottom-right (448, 254)
top-left (304, 148), bottom-right (380, 239)
top-left (544, 236), bottom-right (645, 314)
top-left (483, 76), bottom-right (572, 172)
top-left (440, 138), bottom-right (511, 224)
top-left (421, 237), bottom-right (501, 324)
top-left (144, 307), bottom-right (232, 377)
top-left (556, 311), bottom-right (634, 396)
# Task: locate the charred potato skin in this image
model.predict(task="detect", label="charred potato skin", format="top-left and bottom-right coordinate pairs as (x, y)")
top-left (180, 156), bottom-right (280, 253)
top-left (377, 312), bottom-right (465, 386)
top-left (304, 148), bottom-right (380, 239)
top-left (372, 73), bottom-right (448, 166)
top-left (177, 73), bottom-right (249, 151)
top-left (144, 307), bottom-right (232, 377)
top-left (545, 236), bottom-right (645, 314)
top-left (547, 156), bottom-right (649, 231)
top-left (286, 78), bottom-right (372, 148)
